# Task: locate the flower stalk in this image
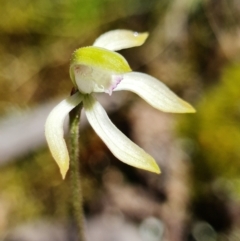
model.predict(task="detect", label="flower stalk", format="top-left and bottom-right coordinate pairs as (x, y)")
top-left (69, 97), bottom-right (85, 241)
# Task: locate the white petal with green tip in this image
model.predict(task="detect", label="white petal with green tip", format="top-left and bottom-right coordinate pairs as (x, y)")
top-left (70, 46), bottom-right (131, 94)
top-left (83, 95), bottom-right (160, 174)
top-left (114, 72), bottom-right (196, 113)
top-left (93, 30), bottom-right (149, 51)
top-left (45, 92), bottom-right (83, 179)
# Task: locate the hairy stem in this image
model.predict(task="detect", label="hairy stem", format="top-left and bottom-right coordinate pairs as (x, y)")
top-left (69, 100), bottom-right (86, 241)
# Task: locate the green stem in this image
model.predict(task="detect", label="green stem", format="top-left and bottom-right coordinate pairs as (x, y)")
top-left (69, 101), bottom-right (86, 241)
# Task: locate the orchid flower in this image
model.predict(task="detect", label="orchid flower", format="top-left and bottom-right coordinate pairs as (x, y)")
top-left (45, 30), bottom-right (195, 179)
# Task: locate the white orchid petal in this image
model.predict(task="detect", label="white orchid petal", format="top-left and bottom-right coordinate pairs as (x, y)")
top-left (45, 92), bottom-right (83, 179)
top-left (93, 30), bottom-right (149, 51)
top-left (70, 47), bottom-right (131, 94)
top-left (83, 95), bottom-right (160, 174)
top-left (114, 72), bottom-right (196, 113)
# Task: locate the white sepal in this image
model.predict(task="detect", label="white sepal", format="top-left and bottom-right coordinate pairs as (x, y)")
top-left (45, 92), bottom-right (83, 179)
top-left (93, 30), bottom-right (149, 51)
top-left (114, 72), bottom-right (196, 113)
top-left (83, 95), bottom-right (160, 174)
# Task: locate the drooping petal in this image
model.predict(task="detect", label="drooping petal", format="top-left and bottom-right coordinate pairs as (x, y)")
top-left (93, 29), bottom-right (149, 51)
top-left (83, 95), bottom-right (160, 174)
top-left (45, 92), bottom-right (83, 179)
top-left (70, 46), bottom-right (131, 94)
top-left (114, 72), bottom-right (196, 113)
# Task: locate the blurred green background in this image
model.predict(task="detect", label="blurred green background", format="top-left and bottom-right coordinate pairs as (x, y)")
top-left (1, 0), bottom-right (240, 240)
